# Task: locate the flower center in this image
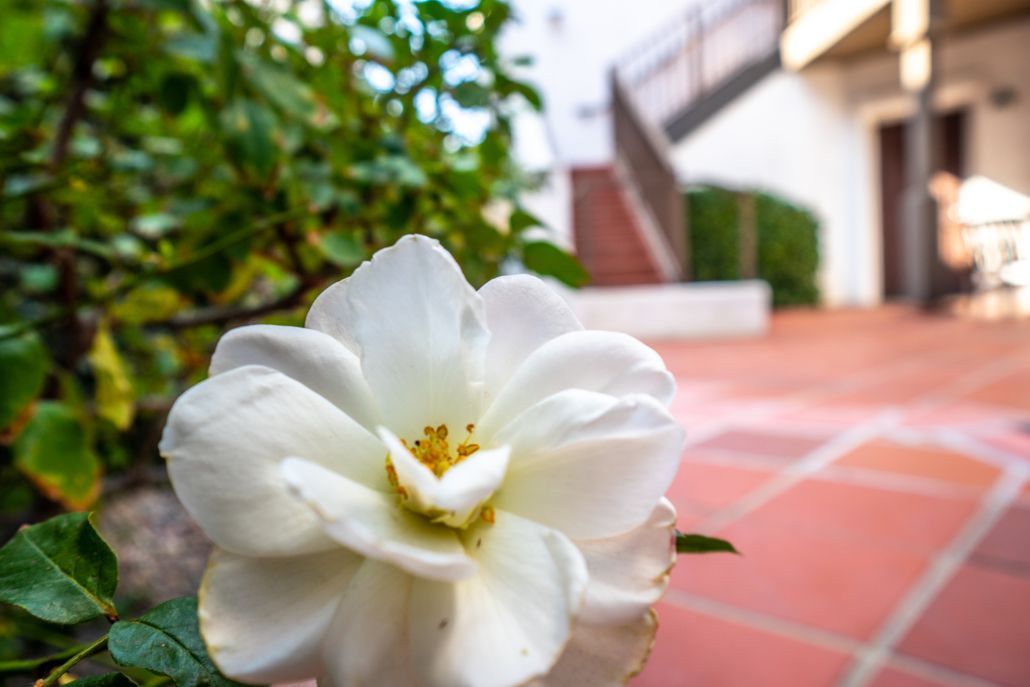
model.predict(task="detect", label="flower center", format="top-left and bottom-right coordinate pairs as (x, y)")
top-left (383, 423), bottom-right (496, 527)
top-left (408, 423), bottom-right (480, 477)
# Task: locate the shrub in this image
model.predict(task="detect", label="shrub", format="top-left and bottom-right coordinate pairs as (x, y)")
top-left (684, 185), bottom-right (820, 306)
top-left (686, 185), bottom-right (739, 281)
top-left (0, 0), bottom-right (563, 536)
top-left (755, 192), bottom-right (820, 306)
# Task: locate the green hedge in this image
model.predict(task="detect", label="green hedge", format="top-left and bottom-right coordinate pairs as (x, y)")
top-left (686, 186), bottom-right (739, 281)
top-left (685, 185), bottom-right (820, 307)
top-left (755, 192), bottom-right (820, 306)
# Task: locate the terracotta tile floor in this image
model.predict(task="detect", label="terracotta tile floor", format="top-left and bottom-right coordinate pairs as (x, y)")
top-left (634, 307), bottom-right (1030, 687)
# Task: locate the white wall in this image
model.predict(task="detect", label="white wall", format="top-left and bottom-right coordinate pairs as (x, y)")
top-left (669, 67), bottom-right (862, 305)
top-left (670, 16), bottom-right (1030, 307)
top-left (501, 0), bottom-right (698, 167)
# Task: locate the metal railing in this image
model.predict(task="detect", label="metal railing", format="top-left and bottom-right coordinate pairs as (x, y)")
top-left (611, 73), bottom-right (687, 279)
top-left (614, 0), bottom-right (784, 133)
top-left (607, 0), bottom-right (786, 281)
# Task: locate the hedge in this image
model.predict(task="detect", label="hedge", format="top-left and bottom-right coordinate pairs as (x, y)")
top-left (686, 186), bottom-right (739, 281)
top-left (685, 185), bottom-right (820, 307)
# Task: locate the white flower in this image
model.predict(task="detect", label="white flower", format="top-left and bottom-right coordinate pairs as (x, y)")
top-left (160, 235), bottom-right (684, 687)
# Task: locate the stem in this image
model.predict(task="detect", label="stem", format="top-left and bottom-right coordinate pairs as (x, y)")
top-left (0, 207), bottom-right (309, 343)
top-left (36, 635), bottom-right (108, 687)
top-left (52, 0), bottom-right (109, 169)
top-left (164, 285), bottom-right (306, 329)
top-left (0, 645), bottom-right (81, 676)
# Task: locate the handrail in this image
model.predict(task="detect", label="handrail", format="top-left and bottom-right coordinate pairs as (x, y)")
top-left (610, 71), bottom-right (688, 280)
top-left (614, 0), bottom-right (784, 134)
top-left (607, 0), bottom-right (786, 281)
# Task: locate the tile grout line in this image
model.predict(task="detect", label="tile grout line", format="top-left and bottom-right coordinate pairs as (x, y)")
top-left (678, 321), bottom-right (1029, 451)
top-left (676, 338), bottom-right (975, 448)
top-left (836, 469), bottom-right (1027, 687)
top-left (662, 590), bottom-right (1003, 687)
top-left (693, 409), bottom-right (903, 534)
top-left (662, 588), bottom-right (864, 655)
top-left (887, 654), bottom-right (1006, 687)
top-left (910, 353), bottom-right (1030, 416)
top-left (683, 448), bottom-right (992, 501)
top-left (836, 346), bottom-right (1030, 687)
top-left (933, 428), bottom-right (1030, 476)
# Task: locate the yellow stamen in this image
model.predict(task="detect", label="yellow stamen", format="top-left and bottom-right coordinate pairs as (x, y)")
top-left (400, 423), bottom-right (481, 477)
top-left (480, 505), bottom-right (495, 524)
top-left (387, 420), bottom-right (498, 527)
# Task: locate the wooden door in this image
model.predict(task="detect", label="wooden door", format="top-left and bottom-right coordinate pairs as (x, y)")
top-left (879, 110), bottom-right (967, 299)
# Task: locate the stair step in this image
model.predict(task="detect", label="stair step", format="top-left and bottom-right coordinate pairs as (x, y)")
top-left (571, 166), bottom-right (664, 286)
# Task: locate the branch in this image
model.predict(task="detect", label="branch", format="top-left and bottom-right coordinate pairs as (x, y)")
top-left (0, 646), bottom-right (81, 677)
top-left (274, 221), bottom-right (306, 276)
top-left (163, 287), bottom-right (307, 330)
top-left (52, 0), bottom-right (109, 168)
top-left (35, 635), bottom-right (108, 687)
top-left (31, 0), bottom-right (110, 369)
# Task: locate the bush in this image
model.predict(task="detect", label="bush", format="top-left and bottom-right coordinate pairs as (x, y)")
top-left (0, 0), bottom-right (563, 537)
top-left (755, 192), bottom-right (820, 307)
top-left (684, 185), bottom-right (820, 306)
top-left (686, 185), bottom-right (739, 281)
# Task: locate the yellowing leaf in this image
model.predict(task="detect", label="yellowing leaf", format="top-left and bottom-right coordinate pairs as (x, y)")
top-left (14, 402), bottom-right (101, 510)
top-left (88, 325), bottom-right (135, 430)
top-left (110, 284), bottom-right (183, 324)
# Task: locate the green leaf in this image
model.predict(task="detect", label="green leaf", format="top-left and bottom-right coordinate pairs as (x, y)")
top-left (221, 99), bottom-right (277, 179)
top-left (453, 81), bottom-right (491, 108)
top-left (0, 327), bottom-right (48, 431)
top-left (109, 597), bottom-right (252, 687)
top-left (0, 512), bottom-right (118, 624)
top-left (513, 81), bottom-right (543, 110)
top-left (164, 33), bottom-right (216, 63)
top-left (68, 673), bottom-right (138, 687)
top-left (239, 52), bottom-right (317, 122)
top-left (522, 240), bottom-right (590, 288)
top-left (159, 72), bottom-right (197, 116)
top-left (509, 208), bottom-right (541, 233)
top-left (14, 402), bottom-right (101, 510)
top-left (675, 532), bottom-right (740, 555)
top-left (319, 231), bottom-right (365, 267)
top-left (496, 74), bottom-right (543, 110)
top-left (88, 324), bottom-right (135, 430)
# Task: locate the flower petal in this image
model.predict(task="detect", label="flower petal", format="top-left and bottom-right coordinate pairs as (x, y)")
top-left (379, 427), bottom-right (509, 527)
top-left (436, 444), bottom-right (510, 514)
top-left (409, 512), bottom-right (588, 687)
top-left (476, 330), bottom-right (675, 441)
top-left (209, 324), bottom-right (380, 430)
top-left (478, 274), bottom-right (582, 399)
top-left (160, 365), bottom-right (386, 556)
top-left (321, 560), bottom-right (418, 687)
top-left (377, 428), bottom-right (439, 513)
top-left (199, 547), bottom-right (361, 684)
top-left (577, 498), bottom-right (676, 625)
top-left (306, 235), bottom-right (489, 439)
top-left (530, 611), bottom-right (658, 687)
top-left (281, 457), bottom-right (477, 582)
top-left (491, 390), bottom-right (683, 540)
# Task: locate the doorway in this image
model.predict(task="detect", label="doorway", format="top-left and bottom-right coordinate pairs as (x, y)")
top-left (878, 109), bottom-right (967, 298)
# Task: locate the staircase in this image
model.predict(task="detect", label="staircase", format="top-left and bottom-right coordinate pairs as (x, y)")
top-left (572, 167), bottom-right (665, 286)
top-left (615, 0), bottom-right (784, 142)
top-left (572, 0), bottom-right (784, 287)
